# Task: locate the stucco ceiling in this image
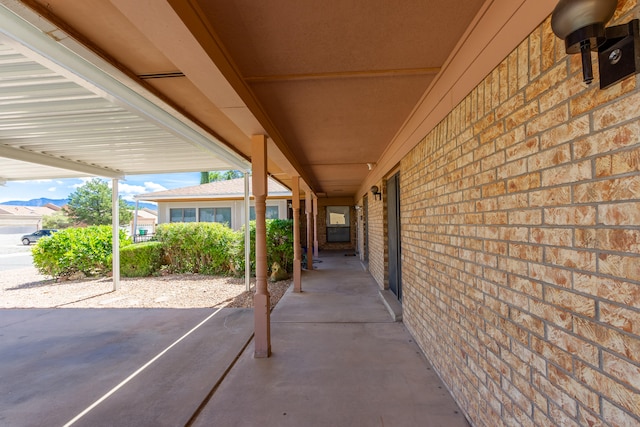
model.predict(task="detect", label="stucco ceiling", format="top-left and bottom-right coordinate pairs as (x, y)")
top-left (0, 0), bottom-right (553, 198)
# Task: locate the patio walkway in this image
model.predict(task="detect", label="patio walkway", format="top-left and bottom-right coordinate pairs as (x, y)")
top-left (192, 251), bottom-right (469, 427)
top-left (0, 251), bottom-right (469, 426)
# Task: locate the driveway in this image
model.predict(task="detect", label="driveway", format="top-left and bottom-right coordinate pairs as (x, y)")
top-left (0, 234), bottom-right (34, 271)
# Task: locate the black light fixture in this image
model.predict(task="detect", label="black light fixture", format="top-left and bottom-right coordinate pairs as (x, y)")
top-left (370, 185), bottom-right (382, 201)
top-left (551, 0), bottom-right (640, 89)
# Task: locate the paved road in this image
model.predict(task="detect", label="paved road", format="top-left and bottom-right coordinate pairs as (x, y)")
top-left (0, 234), bottom-right (35, 271)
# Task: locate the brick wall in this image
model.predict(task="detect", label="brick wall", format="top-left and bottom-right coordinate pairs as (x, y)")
top-left (400, 2), bottom-right (640, 425)
top-left (367, 181), bottom-right (387, 289)
top-left (300, 198), bottom-right (357, 251)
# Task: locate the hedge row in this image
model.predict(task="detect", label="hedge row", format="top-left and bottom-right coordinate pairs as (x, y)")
top-left (32, 220), bottom-right (294, 279)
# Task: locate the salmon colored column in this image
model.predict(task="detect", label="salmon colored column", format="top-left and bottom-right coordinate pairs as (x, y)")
top-left (252, 135), bottom-right (270, 358)
top-left (313, 195), bottom-right (319, 257)
top-left (292, 176), bottom-right (302, 292)
top-left (306, 191), bottom-right (313, 270)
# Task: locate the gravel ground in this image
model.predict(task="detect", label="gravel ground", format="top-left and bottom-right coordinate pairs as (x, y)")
top-left (0, 267), bottom-right (292, 310)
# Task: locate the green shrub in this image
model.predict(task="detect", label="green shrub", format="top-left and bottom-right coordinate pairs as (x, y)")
top-left (232, 219), bottom-right (294, 276)
top-left (232, 221), bottom-right (256, 276)
top-left (266, 219), bottom-right (294, 273)
top-left (120, 241), bottom-right (164, 277)
top-left (155, 222), bottom-right (237, 275)
top-left (32, 225), bottom-right (131, 278)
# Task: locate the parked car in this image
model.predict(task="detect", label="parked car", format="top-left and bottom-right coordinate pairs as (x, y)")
top-left (21, 229), bottom-right (57, 245)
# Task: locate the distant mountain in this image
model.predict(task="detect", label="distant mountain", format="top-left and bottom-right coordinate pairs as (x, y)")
top-left (1, 198), bottom-right (157, 211)
top-left (0, 198), bottom-right (68, 207)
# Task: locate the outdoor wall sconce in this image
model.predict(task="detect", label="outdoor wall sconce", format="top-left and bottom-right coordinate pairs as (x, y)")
top-left (370, 185), bottom-right (382, 200)
top-left (551, 0), bottom-right (640, 89)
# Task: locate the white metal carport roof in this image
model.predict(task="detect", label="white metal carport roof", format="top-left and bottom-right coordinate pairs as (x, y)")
top-left (0, 4), bottom-right (250, 184)
top-left (0, 4), bottom-right (253, 292)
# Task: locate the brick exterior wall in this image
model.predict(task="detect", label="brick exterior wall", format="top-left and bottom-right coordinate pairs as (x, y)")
top-left (300, 198), bottom-right (357, 251)
top-left (396, 2), bottom-right (640, 425)
top-left (367, 182), bottom-right (387, 290)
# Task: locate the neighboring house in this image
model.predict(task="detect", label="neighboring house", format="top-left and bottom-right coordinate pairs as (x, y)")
top-left (135, 177), bottom-right (291, 231)
top-left (129, 208), bottom-right (158, 236)
top-left (0, 204), bottom-right (61, 234)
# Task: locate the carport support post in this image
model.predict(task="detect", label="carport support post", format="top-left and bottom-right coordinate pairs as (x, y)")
top-left (244, 172), bottom-right (251, 292)
top-left (306, 191), bottom-right (313, 270)
top-left (313, 195), bottom-right (319, 258)
top-left (252, 135), bottom-right (271, 358)
top-left (292, 176), bottom-right (302, 292)
top-left (112, 178), bottom-right (120, 291)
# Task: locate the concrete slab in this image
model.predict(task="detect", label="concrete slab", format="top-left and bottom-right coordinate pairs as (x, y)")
top-left (272, 257), bottom-right (392, 324)
top-left (193, 321), bottom-right (468, 427)
top-left (0, 308), bottom-right (253, 427)
top-left (193, 251), bottom-right (469, 427)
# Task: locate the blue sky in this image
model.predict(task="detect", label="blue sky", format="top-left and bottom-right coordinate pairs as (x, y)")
top-left (0, 172), bottom-right (203, 204)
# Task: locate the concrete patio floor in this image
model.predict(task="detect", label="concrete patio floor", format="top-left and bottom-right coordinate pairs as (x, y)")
top-left (194, 251), bottom-right (469, 427)
top-left (0, 251), bottom-right (469, 426)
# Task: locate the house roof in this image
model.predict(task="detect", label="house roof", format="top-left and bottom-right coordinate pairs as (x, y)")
top-left (135, 177), bottom-right (291, 202)
top-left (0, 205), bottom-right (59, 216)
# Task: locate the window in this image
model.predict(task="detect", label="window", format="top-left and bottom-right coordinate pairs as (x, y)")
top-left (170, 208), bottom-right (196, 222)
top-left (199, 207), bottom-right (232, 226)
top-left (326, 206), bottom-right (351, 242)
top-left (249, 206), bottom-right (280, 220)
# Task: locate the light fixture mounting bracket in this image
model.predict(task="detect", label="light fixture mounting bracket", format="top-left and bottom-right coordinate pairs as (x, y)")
top-left (598, 19), bottom-right (640, 89)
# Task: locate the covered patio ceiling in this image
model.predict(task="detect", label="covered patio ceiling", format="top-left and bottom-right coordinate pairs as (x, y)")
top-left (0, 2), bottom-right (250, 184)
top-left (0, 0), bottom-right (555, 198)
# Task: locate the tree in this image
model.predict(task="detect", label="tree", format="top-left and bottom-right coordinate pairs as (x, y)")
top-left (67, 178), bottom-right (133, 226)
top-left (203, 170), bottom-right (243, 182)
top-left (42, 210), bottom-right (73, 229)
top-left (200, 171), bottom-right (210, 184)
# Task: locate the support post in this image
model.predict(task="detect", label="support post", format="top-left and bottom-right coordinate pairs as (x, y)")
top-left (244, 172), bottom-right (251, 292)
top-left (112, 178), bottom-right (120, 291)
top-left (313, 195), bottom-right (319, 258)
top-left (292, 176), bottom-right (302, 292)
top-left (252, 135), bottom-right (271, 358)
top-left (133, 199), bottom-right (139, 240)
top-left (306, 191), bottom-right (313, 270)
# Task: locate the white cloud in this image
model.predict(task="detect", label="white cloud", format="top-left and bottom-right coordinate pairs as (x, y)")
top-left (47, 187), bottom-right (57, 192)
top-left (117, 181), bottom-right (166, 201)
top-left (144, 181), bottom-right (167, 192)
top-left (70, 177), bottom-right (93, 189)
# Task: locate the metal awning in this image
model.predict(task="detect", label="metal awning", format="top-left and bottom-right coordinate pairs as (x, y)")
top-left (0, 4), bottom-right (250, 184)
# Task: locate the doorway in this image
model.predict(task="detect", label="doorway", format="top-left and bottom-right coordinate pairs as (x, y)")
top-left (387, 173), bottom-right (401, 301)
top-left (363, 194), bottom-right (369, 262)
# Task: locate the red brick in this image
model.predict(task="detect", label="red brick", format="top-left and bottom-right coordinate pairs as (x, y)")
top-left (508, 209), bottom-right (542, 225)
top-left (540, 116), bottom-right (590, 150)
top-left (577, 174), bottom-right (640, 203)
top-left (596, 228), bottom-right (640, 253)
top-left (598, 202), bottom-right (640, 226)
top-left (548, 364), bottom-right (600, 411)
top-left (574, 273), bottom-right (640, 308)
top-left (599, 253), bottom-right (640, 282)
top-left (526, 105), bottom-right (569, 137)
top-left (544, 286), bottom-right (596, 317)
top-left (531, 227), bottom-right (573, 247)
top-left (570, 76), bottom-right (636, 117)
top-left (529, 186), bottom-right (571, 207)
top-left (528, 144), bottom-right (571, 172)
top-left (544, 206), bottom-right (596, 226)
top-left (541, 161), bottom-right (591, 186)
top-left (596, 146), bottom-right (640, 177)
top-left (532, 336), bottom-right (573, 371)
top-left (574, 317), bottom-right (640, 364)
top-left (574, 120), bottom-right (640, 159)
top-left (575, 361), bottom-right (640, 416)
top-left (594, 90), bottom-right (640, 130)
top-left (508, 172), bottom-right (541, 193)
